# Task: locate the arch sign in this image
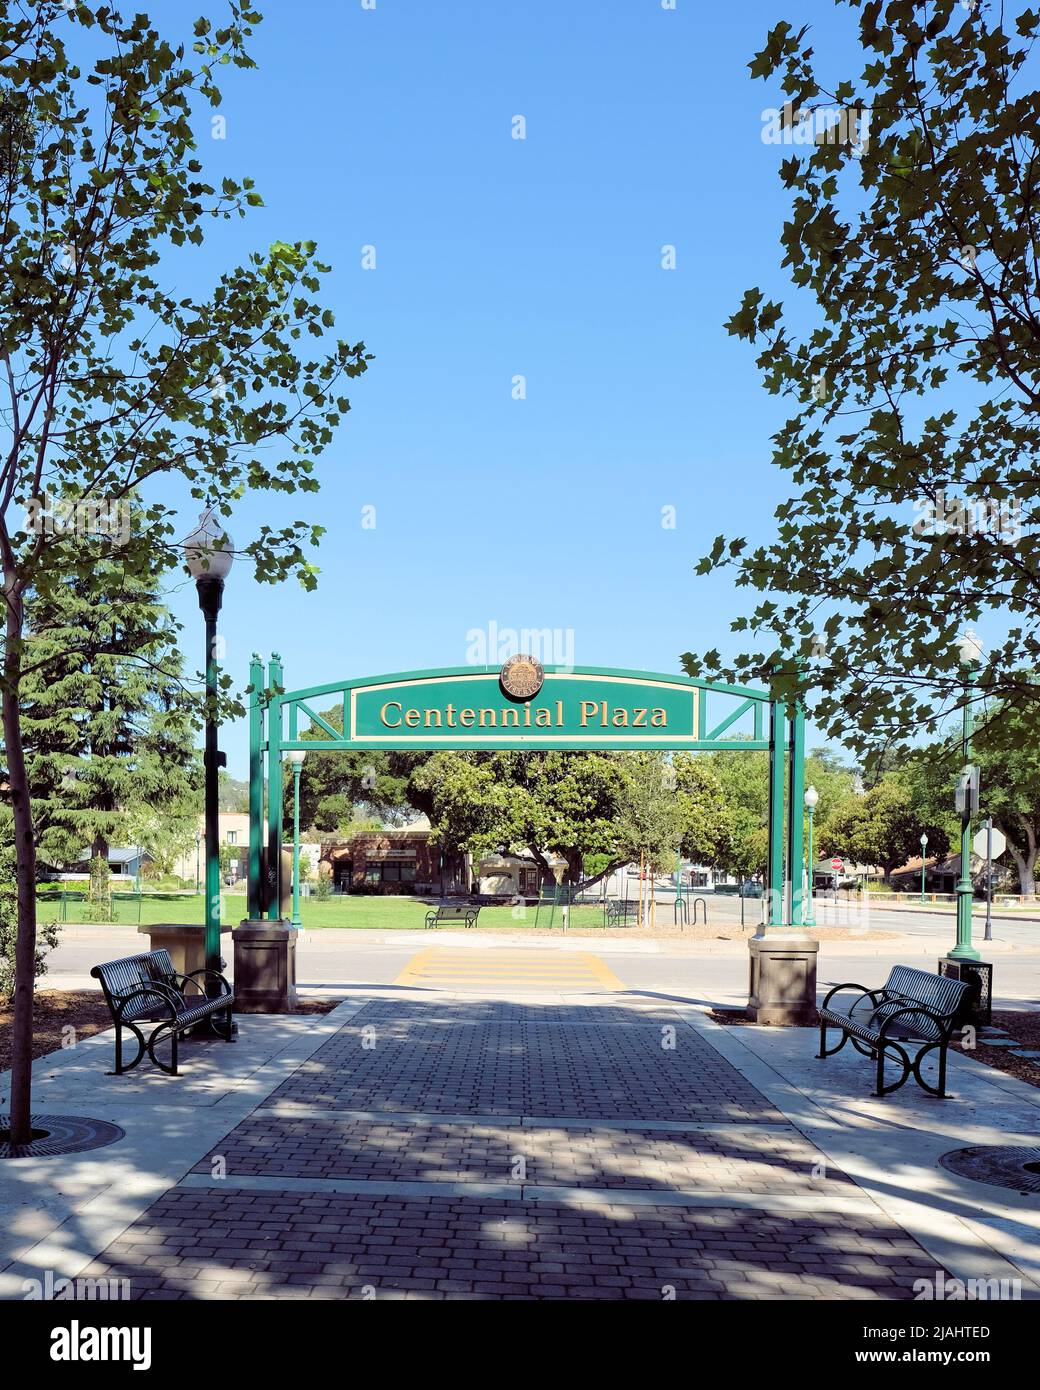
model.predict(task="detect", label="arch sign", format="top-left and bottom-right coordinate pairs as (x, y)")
top-left (244, 656), bottom-right (806, 937)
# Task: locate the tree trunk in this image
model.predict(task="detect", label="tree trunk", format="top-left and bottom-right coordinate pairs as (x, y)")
top-left (1014, 815), bottom-right (1037, 899)
top-left (1000, 819), bottom-right (1037, 899)
top-left (525, 844), bottom-right (554, 890)
top-left (569, 859), bottom-right (625, 895)
top-left (2, 587), bottom-right (38, 1148)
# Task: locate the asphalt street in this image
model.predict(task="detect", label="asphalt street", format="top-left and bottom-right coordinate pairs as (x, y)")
top-left (41, 905), bottom-right (1040, 1008)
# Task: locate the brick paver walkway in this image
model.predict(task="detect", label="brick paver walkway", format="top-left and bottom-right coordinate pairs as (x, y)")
top-left (88, 1191), bottom-right (941, 1301)
top-left (83, 991), bottom-right (949, 1300)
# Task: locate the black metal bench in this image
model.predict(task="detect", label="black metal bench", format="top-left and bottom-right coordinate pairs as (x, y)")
top-left (424, 904), bottom-right (481, 929)
top-left (817, 965), bottom-right (971, 1098)
top-left (90, 948), bottom-right (234, 1076)
top-left (605, 899), bottom-right (638, 926)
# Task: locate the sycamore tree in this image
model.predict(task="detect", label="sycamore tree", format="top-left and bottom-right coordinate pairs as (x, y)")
top-left (411, 750), bottom-right (630, 888)
top-left (902, 681), bottom-right (1040, 895)
top-left (701, 742), bottom-right (856, 878)
top-left (284, 704), bottom-right (421, 831)
top-left (0, 4), bottom-right (369, 1145)
top-left (682, 2), bottom-right (1040, 759)
top-left (818, 776), bottom-right (949, 883)
top-left (412, 750), bottom-right (734, 892)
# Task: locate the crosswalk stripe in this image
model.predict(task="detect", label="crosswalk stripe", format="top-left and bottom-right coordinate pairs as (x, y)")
top-left (394, 948), bottom-right (623, 991)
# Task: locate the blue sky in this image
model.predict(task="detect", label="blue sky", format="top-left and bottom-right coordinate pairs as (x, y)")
top-left (150, 0), bottom-right (860, 776)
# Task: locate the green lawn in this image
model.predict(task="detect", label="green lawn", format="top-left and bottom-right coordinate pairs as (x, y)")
top-left (39, 892), bottom-right (611, 931)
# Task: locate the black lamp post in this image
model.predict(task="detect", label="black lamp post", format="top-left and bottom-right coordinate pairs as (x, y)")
top-left (184, 509), bottom-right (234, 987)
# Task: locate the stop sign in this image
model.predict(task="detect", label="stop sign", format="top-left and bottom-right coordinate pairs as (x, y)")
top-left (831, 857), bottom-right (843, 872)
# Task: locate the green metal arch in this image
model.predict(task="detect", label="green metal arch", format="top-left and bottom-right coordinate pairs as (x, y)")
top-left (246, 656), bottom-right (803, 931)
top-left (272, 664), bottom-right (774, 711)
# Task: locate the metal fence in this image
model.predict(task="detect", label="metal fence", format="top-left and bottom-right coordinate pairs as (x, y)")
top-left (36, 891), bottom-right (201, 926)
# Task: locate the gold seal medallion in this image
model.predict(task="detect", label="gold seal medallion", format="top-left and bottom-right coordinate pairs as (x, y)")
top-left (499, 654), bottom-right (544, 702)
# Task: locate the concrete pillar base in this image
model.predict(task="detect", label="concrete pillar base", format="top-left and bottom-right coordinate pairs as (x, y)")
top-left (138, 923), bottom-right (232, 978)
top-left (747, 930), bottom-right (819, 1026)
top-left (233, 919), bottom-right (298, 1013)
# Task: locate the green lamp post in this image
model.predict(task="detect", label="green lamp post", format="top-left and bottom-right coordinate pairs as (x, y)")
top-left (950, 629), bottom-right (982, 963)
top-left (288, 748), bottom-right (306, 929)
top-left (184, 508), bottom-right (234, 987)
top-left (804, 784), bottom-right (819, 927)
top-left (919, 831), bottom-right (928, 904)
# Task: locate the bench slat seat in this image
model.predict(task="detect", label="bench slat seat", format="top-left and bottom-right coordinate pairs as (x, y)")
top-left (817, 966), bottom-right (970, 1098)
top-left (91, 949), bottom-right (235, 1076)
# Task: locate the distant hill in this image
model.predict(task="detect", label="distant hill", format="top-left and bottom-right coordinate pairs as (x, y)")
top-left (218, 773), bottom-right (250, 813)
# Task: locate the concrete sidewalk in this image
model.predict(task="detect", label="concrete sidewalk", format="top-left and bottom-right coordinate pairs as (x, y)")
top-left (2, 977), bottom-right (1038, 1300)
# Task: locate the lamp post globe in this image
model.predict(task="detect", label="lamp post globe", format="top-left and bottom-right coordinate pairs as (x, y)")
top-left (184, 509), bottom-right (234, 987)
top-left (288, 749), bottom-right (307, 929)
top-left (803, 785), bottom-right (819, 927)
top-left (951, 630), bottom-right (983, 962)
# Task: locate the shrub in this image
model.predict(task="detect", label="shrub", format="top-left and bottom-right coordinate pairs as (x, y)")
top-left (0, 847), bottom-right (59, 999)
top-left (85, 853), bottom-right (113, 922)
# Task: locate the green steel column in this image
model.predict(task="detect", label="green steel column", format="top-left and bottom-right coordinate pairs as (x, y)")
top-left (266, 652), bottom-right (284, 921)
top-left (950, 668), bottom-right (981, 962)
top-left (247, 652), bottom-right (264, 920)
top-left (291, 761), bottom-right (303, 929)
top-left (766, 698), bottom-right (786, 926)
top-left (786, 705), bottom-right (806, 926)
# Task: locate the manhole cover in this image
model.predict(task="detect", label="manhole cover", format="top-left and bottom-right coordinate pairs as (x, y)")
top-left (939, 1145), bottom-right (1040, 1194)
top-left (0, 1114), bottom-right (125, 1159)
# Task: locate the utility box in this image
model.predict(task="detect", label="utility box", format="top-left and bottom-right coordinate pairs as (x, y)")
top-left (939, 958), bottom-right (993, 1028)
top-left (233, 919), bottom-right (298, 1013)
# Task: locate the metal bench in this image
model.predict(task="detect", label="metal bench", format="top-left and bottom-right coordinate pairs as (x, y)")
top-left (817, 965), bottom-right (971, 1098)
top-left (604, 899), bottom-right (638, 926)
top-left (424, 904), bottom-right (481, 929)
top-left (90, 948), bottom-right (234, 1077)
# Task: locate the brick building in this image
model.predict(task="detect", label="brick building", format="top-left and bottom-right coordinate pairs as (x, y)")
top-left (323, 829), bottom-right (465, 895)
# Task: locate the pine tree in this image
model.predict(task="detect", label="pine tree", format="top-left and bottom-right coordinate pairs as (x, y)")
top-left (17, 560), bottom-right (200, 870)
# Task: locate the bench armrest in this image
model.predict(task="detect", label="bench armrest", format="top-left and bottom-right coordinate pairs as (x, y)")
top-left (113, 985), bottom-right (177, 1021)
top-left (182, 969), bottom-right (232, 998)
top-left (820, 982), bottom-right (882, 1012)
top-left (877, 1003), bottom-right (951, 1040)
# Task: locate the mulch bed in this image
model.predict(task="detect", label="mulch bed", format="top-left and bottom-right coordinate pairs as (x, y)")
top-left (0, 990), bottom-right (341, 1072)
top-left (0, 989), bottom-right (113, 1072)
top-left (959, 1009), bottom-right (1040, 1088)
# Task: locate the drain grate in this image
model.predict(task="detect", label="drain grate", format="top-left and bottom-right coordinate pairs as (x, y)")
top-left (939, 1145), bottom-right (1040, 1195)
top-left (0, 1114), bottom-right (125, 1159)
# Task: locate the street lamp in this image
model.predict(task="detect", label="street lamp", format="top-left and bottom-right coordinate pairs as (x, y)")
top-left (184, 508), bottom-right (234, 987)
top-left (951, 628), bottom-right (983, 962)
top-left (195, 832), bottom-right (201, 895)
top-left (288, 748), bottom-right (307, 929)
top-left (919, 831), bottom-right (928, 904)
top-left (804, 785), bottom-right (819, 927)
